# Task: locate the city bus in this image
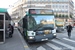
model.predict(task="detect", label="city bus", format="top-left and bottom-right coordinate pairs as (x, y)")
top-left (55, 19), bottom-right (64, 32)
top-left (18, 8), bottom-right (56, 43)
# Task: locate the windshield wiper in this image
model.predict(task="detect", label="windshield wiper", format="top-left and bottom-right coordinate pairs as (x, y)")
top-left (34, 27), bottom-right (54, 32)
top-left (34, 26), bottom-right (42, 32)
top-left (41, 27), bottom-right (54, 30)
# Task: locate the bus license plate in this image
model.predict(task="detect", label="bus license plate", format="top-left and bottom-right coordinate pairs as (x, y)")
top-left (41, 38), bottom-right (48, 41)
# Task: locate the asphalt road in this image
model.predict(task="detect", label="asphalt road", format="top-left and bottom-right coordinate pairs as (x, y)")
top-left (27, 28), bottom-right (75, 50)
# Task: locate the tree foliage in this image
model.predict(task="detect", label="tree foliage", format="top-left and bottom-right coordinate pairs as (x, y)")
top-left (55, 14), bottom-right (58, 17)
top-left (59, 14), bottom-right (61, 17)
top-left (62, 14), bottom-right (65, 17)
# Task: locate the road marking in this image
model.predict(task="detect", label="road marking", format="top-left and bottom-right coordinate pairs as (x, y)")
top-left (63, 38), bottom-right (75, 43)
top-left (37, 46), bottom-right (46, 50)
top-left (52, 39), bottom-right (75, 50)
top-left (46, 42), bottom-right (62, 50)
top-left (24, 46), bottom-right (28, 47)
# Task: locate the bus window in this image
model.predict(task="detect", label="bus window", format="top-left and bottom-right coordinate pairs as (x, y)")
top-left (0, 15), bottom-right (4, 29)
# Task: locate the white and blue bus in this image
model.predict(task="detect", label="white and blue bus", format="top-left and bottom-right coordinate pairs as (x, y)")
top-left (18, 8), bottom-right (56, 43)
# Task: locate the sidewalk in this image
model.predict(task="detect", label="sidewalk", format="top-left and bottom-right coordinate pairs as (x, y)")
top-left (0, 28), bottom-right (30, 50)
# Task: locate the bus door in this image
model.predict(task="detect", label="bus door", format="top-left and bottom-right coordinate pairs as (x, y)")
top-left (0, 13), bottom-right (5, 44)
top-left (23, 17), bottom-right (28, 39)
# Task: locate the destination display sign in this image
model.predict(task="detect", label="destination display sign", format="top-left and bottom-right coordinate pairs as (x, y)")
top-left (29, 9), bottom-right (53, 14)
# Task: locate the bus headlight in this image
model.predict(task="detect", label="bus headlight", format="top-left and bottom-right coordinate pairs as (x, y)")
top-left (28, 37), bottom-right (34, 39)
top-left (53, 34), bottom-right (56, 36)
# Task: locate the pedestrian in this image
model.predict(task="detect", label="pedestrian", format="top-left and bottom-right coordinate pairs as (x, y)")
top-left (66, 23), bottom-right (72, 39)
top-left (11, 24), bottom-right (14, 36)
top-left (8, 24), bottom-right (12, 38)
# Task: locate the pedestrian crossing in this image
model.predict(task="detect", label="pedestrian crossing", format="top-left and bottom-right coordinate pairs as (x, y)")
top-left (63, 38), bottom-right (75, 43)
top-left (37, 46), bottom-right (46, 50)
top-left (52, 39), bottom-right (75, 50)
top-left (46, 42), bottom-right (61, 50)
top-left (36, 38), bottom-right (75, 50)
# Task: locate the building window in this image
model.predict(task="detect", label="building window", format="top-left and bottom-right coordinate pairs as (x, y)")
top-left (52, 0), bottom-right (55, 2)
top-left (62, 0), bottom-right (64, 2)
top-left (59, 9), bottom-right (61, 12)
top-left (53, 9), bottom-right (54, 11)
top-left (59, 0), bottom-right (61, 2)
top-left (65, 0), bottom-right (68, 2)
top-left (32, 4), bottom-right (35, 7)
top-left (28, 4), bottom-right (30, 7)
top-left (62, 9), bottom-right (64, 12)
top-left (32, 0), bottom-right (34, 2)
top-left (37, 0), bottom-right (39, 2)
top-left (65, 9), bottom-right (68, 12)
top-left (47, 4), bottom-right (50, 7)
top-left (44, 0), bottom-right (46, 2)
top-left (48, 0), bottom-right (50, 2)
top-left (56, 0), bottom-right (58, 2)
top-left (62, 4), bottom-right (64, 7)
top-left (53, 4), bottom-right (55, 7)
top-left (65, 13), bottom-right (68, 15)
top-left (56, 9), bottom-right (58, 12)
top-left (28, 0), bottom-right (30, 2)
top-left (56, 4), bottom-right (58, 7)
top-left (40, 0), bottom-right (42, 2)
top-left (65, 4), bottom-right (68, 7)
top-left (59, 4), bottom-right (61, 7)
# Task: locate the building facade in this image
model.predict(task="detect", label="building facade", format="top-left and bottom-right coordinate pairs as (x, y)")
top-left (10, 0), bottom-right (74, 22)
top-left (74, 6), bottom-right (75, 19)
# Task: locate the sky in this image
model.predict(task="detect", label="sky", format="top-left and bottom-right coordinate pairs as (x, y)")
top-left (0, 0), bottom-right (18, 8)
top-left (73, 0), bottom-right (75, 5)
top-left (0, 0), bottom-right (75, 8)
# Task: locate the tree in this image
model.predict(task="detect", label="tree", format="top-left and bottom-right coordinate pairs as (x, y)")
top-left (62, 14), bottom-right (64, 17)
top-left (66, 15), bottom-right (68, 18)
top-left (70, 14), bottom-right (72, 18)
top-left (59, 14), bottom-right (61, 17)
top-left (55, 14), bottom-right (58, 17)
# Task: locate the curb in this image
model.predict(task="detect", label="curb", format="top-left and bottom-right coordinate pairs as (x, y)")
top-left (17, 29), bottom-right (31, 50)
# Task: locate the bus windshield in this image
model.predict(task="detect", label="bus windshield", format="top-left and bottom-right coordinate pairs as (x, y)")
top-left (56, 21), bottom-right (64, 27)
top-left (28, 15), bottom-right (55, 31)
top-left (55, 19), bottom-right (64, 27)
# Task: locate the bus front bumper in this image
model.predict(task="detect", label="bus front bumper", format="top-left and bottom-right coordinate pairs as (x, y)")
top-left (27, 33), bottom-right (56, 43)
